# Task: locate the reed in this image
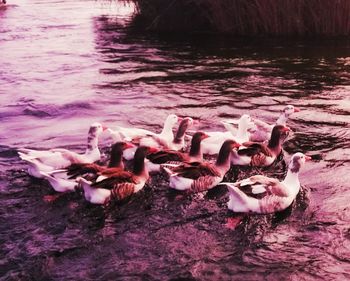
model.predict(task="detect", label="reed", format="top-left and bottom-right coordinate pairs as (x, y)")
top-left (125, 0), bottom-right (350, 36)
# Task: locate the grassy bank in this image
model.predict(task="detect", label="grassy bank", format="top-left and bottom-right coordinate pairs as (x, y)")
top-left (126, 0), bottom-right (350, 36)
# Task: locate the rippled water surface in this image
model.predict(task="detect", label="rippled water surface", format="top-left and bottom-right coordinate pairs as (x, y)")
top-left (1, 1), bottom-right (350, 280)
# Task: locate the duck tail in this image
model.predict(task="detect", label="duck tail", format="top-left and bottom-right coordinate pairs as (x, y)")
top-left (161, 166), bottom-right (178, 177)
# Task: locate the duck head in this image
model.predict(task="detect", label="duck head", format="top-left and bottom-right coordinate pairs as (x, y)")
top-left (189, 132), bottom-right (209, 157)
top-left (88, 122), bottom-right (107, 136)
top-left (216, 140), bottom-right (241, 166)
top-left (268, 125), bottom-right (291, 148)
top-left (239, 114), bottom-right (256, 131)
top-left (222, 114), bottom-right (256, 133)
top-left (173, 117), bottom-right (193, 143)
top-left (289, 152), bottom-right (311, 173)
top-left (191, 131), bottom-right (209, 143)
top-left (165, 114), bottom-right (179, 126)
top-left (283, 105), bottom-right (300, 117)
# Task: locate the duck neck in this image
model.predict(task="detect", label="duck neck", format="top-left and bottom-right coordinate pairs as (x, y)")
top-left (133, 148), bottom-right (147, 177)
top-left (160, 119), bottom-right (174, 137)
top-left (283, 169), bottom-right (300, 195)
top-left (268, 130), bottom-right (283, 152)
top-left (216, 144), bottom-right (232, 169)
top-left (108, 146), bottom-right (124, 169)
top-left (236, 123), bottom-right (249, 141)
top-left (85, 130), bottom-right (99, 154)
top-left (276, 113), bottom-right (288, 126)
top-left (189, 137), bottom-right (202, 159)
top-left (173, 122), bottom-right (188, 144)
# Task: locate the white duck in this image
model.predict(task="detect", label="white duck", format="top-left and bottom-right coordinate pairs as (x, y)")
top-left (201, 114), bottom-right (255, 155)
top-left (109, 114), bottom-right (179, 160)
top-left (18, 122), bottom-right (107, 173)
top-left (107, 114), bottom-right (179, 141)
top-left (249, 105), bottom-right (300, 142)
top-left (221, 152), bottom-right (310, 214)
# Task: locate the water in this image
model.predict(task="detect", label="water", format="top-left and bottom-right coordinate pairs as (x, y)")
top-left (1, 0), bottom-right (350, 280)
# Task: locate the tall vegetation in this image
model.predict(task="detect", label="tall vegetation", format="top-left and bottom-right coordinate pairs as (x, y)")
top-left (126, 0), bottom-right (350, 36)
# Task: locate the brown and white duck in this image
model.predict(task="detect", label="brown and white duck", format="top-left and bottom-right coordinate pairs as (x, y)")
top-left (249, 105), bottom-right (300, 142)
top-left (18, 122), bottom-right (107, 176)
top-left (221, 152), bottom-right (311, 214)
top-left (231, 125), bottom-right (290, 167)
top-left (76, 146), bottom-right (156, 205)
top-left (146, 132), bottom-right (209, 173)
top-left (34, 142), bottom-right (133, 195)
top-left (65, 141), bottom-right (134, 181)
top-left (162, 140), bottom-right (240, 193)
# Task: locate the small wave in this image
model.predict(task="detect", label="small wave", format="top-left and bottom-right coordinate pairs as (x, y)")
top-left (62, 102), bottom-right (94, 110)
top-left (23, 107), bottom-right (52, 118)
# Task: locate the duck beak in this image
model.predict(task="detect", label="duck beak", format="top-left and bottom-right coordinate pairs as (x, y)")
top-left (294, 107), bottom-right (300, 112)
top-left (148, 147), bottom-right (158, 153)
top-left (102, 125), bottom-right (108, 131)
top-left (202, 133), bottom-right (210, 139)
top-left (282, 126), bottom-right (291, 132)
top-left (177, 117), bottom-right (183, 122)
top-left (125, 142), bottom-right (135, 149)
top-left (305, 155), bottom-right (312, 161)
top-left (233, 142), bottom-right (241, 149)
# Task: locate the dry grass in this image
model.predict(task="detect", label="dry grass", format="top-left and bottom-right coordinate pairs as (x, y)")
top-left (124, 0), bottom-right (350, 36)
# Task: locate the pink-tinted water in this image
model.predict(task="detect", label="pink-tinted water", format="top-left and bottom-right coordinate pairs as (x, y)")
top-left (0, 1), bottom-right (350, 280)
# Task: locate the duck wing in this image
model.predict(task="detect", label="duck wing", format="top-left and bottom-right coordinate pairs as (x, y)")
top-left (67, 163), bottom-right (104, 179)
top-left (239, 142), bottom-right (272, 157)
top-left (111, 182), bottom-right (136, 201)
top-left (99, 167), bottom-right (125, 177)
top-left (235, 175), bottom-right (288, 199)
top-left (173, 162), bottom-right (221, 180)
top-left (147, 150), bottom-right (185, 164)
top-left (91, 171), bottom-right (136, 190)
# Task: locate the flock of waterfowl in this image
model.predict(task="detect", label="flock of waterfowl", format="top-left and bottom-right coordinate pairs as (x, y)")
top-left (18, 105), bottom-right (311, 216)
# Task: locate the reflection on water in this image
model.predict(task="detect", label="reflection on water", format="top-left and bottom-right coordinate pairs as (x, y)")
top-left (1, 0), bottom-right (350, 280)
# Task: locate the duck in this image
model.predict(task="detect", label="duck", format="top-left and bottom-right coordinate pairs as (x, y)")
top-left (162, 140), bottom-right (241, 193)
top-left (146, 132), bottom-right (209, 173)
top-left (231, 125), bottom-right (290, 167)
top-left (0, 0), bottom-right (6, 8)
top-left (110, 114), bottom-right (179, 141)
top-left (249, 105), bottom-right (300, 142)
top-left (111, 114), bottom-right (179, 160)
top-left (18, 122), bottom-right (107, 172)
top-left (201, 114), bottom-right (255, 155)
top-left (221, 152), bottom-right (311, 214)
top-left (76, 146), bottom-right (156, 205)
